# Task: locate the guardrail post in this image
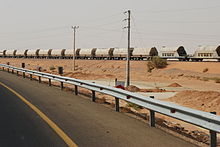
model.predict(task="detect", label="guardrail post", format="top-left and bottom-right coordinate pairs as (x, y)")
top-left (48, 79), bottom-right (51, 86)
top-left (74, 85), bottom-right (78, 95)
top-left (22, 72), bottom-right (25, 78)
top-left (38, 76), bottom-right (41, 83)
top-left (61, 82), bottom-right (64, 90)
top-left (92, 90), bottom-right (96, 102)
top-left (115, 97), bottom-right (120, 112)
top-left (22, 63), bottom-right (25, 68)
top-left (210, 112), bottom-right (217, 147)
top-left (30, 74), bottom-right (32, 80)
top-left (149, 96), bottom-right (155, 127)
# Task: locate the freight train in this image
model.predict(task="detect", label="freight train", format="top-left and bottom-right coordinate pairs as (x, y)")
top-left (0, 45), bottom-right (220, 61)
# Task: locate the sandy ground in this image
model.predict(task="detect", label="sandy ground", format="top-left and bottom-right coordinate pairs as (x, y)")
top-left (1, 58), bottom-right (220, 91)
top-left (1, 58), bottom-right (220, 109)
top-left (1, 58), bottom-right (220, 145)
top-left (166, 62), bottom-right (220, 74)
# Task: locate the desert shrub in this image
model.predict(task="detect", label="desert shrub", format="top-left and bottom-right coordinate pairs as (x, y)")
top-left (49, 66), bottom-right (56, 71)
top-left (147, 57), bottom-right (167, 72)
top-left (203, 68), bottom-right (209, 73)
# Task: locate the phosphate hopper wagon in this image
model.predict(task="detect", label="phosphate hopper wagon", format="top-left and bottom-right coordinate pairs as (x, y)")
top-left (50, 49), bottom-right (66, 59)
top-left (191, 45), bottom-right (220, 61)
top-left (132, 47), bottom-right (158, 60)
top-left (159, 46), bottom-right (188, 61)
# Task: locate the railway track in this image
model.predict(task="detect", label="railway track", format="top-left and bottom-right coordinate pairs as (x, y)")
top-left (0, 56), bottom-right (219, 62)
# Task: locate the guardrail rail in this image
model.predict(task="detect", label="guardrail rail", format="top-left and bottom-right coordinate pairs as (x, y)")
top-left (0, 64), bottom-right (220, 147)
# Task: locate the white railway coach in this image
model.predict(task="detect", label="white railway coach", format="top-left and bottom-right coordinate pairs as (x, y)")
top-left (192, 45), bottom-right (220, 61)
top-left (159, 46), bottom-right (188, 61)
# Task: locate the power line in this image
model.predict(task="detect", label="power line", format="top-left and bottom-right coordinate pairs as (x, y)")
top-left (81, 19), bottom-right (122, 28)
top-left (117, 29), bottom-right (126, 48)
top-left (0, 25), bottom-right (68, 37)
top-left (136, 5), bottom-right (220, 13)
top-left (135, 20), bottom-right (220, 24)
top-left (131, 14), bottom-right (144, 48)
top-left (80, 25), bottom-right (121, 33)
top-left (78, 12), bottom-right (122, 24)
top-left (0, 32), bottom-right (71, 42)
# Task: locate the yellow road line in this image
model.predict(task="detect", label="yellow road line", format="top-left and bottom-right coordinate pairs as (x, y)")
top-left (0, 82), bottom-right (77, 147)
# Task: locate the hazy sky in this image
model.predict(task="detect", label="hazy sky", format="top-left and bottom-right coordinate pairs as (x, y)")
top-left (0, 0), bottom-right (220, 53)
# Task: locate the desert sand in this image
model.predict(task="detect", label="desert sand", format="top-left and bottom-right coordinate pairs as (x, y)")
top-left (1, 58), bottom-right (220, 145)
top-left (1, 58), bottom-right (220, 113)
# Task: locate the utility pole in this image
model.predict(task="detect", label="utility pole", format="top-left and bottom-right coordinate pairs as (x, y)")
top-left (124, 10), bottom-right (131, 87)
top-left (71, 26), bottom-right (79, 71)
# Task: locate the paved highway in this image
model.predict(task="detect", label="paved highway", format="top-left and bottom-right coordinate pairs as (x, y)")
top-left (0, 71), bottom-right (197, 147)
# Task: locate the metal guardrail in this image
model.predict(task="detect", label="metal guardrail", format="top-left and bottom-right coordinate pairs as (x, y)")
top-left (0, 64), bottom-right (220, 146)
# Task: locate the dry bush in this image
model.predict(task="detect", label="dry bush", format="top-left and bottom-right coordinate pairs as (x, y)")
top-left (203, 68), bottom-right (209, 73)
top-left (147, 57), bottom-right (167, 72)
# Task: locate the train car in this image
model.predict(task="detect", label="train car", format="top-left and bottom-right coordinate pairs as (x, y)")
top-left (15, 49), bottom-right (28, 58)
top-left (0, 50), bottom-right (6, 57)
top-left (191, 45), bottom-right (220, 61)
top-left (64, 49), bottom-right (74, 59)
top-left (27, 49), bottom-right (38, 58)
top-left (78, 48), bottom-right (96, 59)
top-left (159, 46), bottom-right (188, 61)
top-left (94, 48), bottom-right (114, 60)
top-left (50, 49), bottom-right (65, 59)
top-left (132, 47), bottom-right (158, 60)
top-left (113, 48), bottom-right (134, 60)
top-left (5, 50), bottom-right (16, 58)
top-left (37, 49), bottom-right (51, 59)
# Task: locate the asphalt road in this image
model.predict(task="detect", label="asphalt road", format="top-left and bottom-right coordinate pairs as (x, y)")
top-left (0, 70), bottom-right (197, 147)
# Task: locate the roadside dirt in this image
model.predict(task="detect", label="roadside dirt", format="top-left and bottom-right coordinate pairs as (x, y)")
top-left (165, 90), bottom-right (220, 114)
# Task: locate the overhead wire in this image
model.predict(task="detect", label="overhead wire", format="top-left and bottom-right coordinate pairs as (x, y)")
top-left (136, 4), bottom-right (220, 13)
top-left (78, 12), bottom-right (123, 24)
top-left (134, 20), bottom-right (220, 24)
top-left (116, 28), bottom-right (126, 48)
top-left (0, 25), bottom-right (68, 37)
top-left (131, 14), bottom-right (145, 48)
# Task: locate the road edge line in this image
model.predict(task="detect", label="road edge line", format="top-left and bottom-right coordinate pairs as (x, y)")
top-left (0, 82), bottom-right (78, 147)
